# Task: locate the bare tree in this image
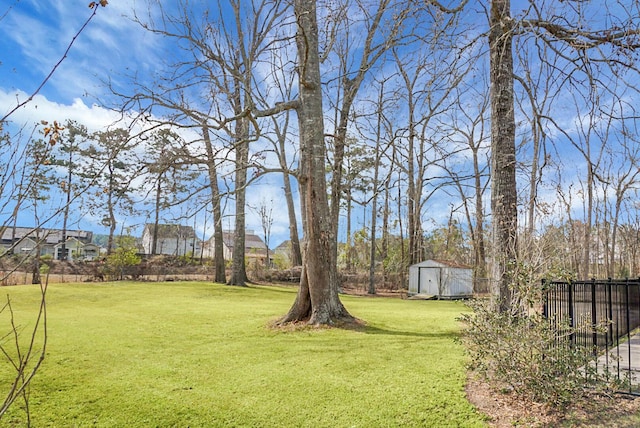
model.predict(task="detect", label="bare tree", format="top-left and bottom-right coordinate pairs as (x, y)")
top-left (361, 78), bottom-right (395, 294)
top-left (391, 23), bottom-right (470, 266)
top-left (257, 198), bottom-right (273, 268)
top-left (489, 0), bottom-right (518, 312)
top-left (202, 125), bottom-right (227, 283)
top-left (256, 48), bottom-right (303, 267)
top-left (441, 82), bottom-right (490, 291)
top-left (0, 2), bottom-right (107, 422)
top-left (324, 0), bottom-right (414, 277)
top-left (0, 279), bottom-right (48, 425)
top-left (279, 0), bottom-right (354, 325)
top-left (121, 0), bottom-right (292, 286)
top-left (488, 0), bottom-right (640, 310)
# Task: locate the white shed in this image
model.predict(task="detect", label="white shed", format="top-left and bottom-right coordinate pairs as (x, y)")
top-left (408, 260), bottom-right (473, 299)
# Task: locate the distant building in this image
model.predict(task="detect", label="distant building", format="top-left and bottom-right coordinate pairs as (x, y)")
top-left (141, 224), bottom-right (201, 256)
top-left (203, 230), bottom-right (269, 264)
top-left (274, 240), bottom-right (294, 267)
top-left (274, 240), bottom-right (291, 255)
top-left (0, 226), bottom-right (96, 260)
top-left (408, 259), bottom-right (473, 299)
top-left (54, 238), bottom-right (101, 261)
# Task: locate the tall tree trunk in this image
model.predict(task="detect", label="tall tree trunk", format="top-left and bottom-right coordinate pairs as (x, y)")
top-left (368, 81), bottom-right (386, 295)
top-left (106, 168), bottom-right (117, 255)
top-left (584, 151), bottom-right (593, 278)
top-left (32, 216), bottom-right (43, 284)
top-left (151, 178), bottom-right (161, 255)
top-left (60, 147), bottom-right (73, 261)
top-left (345, 186), bottom-right (352, 272)
top-left (228, 138), bottom-right (248, 286)
top-left (280, 0), bottom-right (353, 325)
top-left (395, 145), bottom-right (407, 286)
top-left (202, 125), bottom-right (226, 283)
top-left (228, 83), bottom-right (249, 286)
top-left (393, 50), bottom-right (421, 266)
top-left (381, 175), bottom-right (390, 285)
top-left (489, 0), bottom-right (518, 312)
top-left (283, 170), bottom-right (302, 266)
top-left (272, 113), bottom-right (302, 267)
top-left (368, 170), bottom-right (379, 296)
top-left (473, 145), bottom-right (487, 289)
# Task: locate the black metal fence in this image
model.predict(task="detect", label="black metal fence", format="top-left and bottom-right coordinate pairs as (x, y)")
top-left (543, 278), bottom-right (640, 394)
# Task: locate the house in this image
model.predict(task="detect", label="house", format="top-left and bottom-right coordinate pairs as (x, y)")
top-left (141, 224), bottom-right (201, 256)
top-left (203, 230), bottom-right (269, 264)
top-left (408, 259), bottom-right (473, 299)
top-left (53, 237), bottom-right (101, 260)
top-left (13, 236), bottom-right (38, 256)
top-left (274, 240), bottom-right (292, 265)
top-left (1, 226), bottom-right (94, 259)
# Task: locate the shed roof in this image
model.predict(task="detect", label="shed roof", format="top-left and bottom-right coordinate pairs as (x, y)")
top-left (410, 259), bottom-right (472, 269)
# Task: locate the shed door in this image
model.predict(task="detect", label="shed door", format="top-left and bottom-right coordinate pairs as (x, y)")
top-left (419, 267), bottom-right (440, 295)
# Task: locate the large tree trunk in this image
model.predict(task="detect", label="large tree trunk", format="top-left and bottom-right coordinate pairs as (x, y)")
top-left (280, 0), bottom-right (353, 326)
top-left (489, 0), bottom-right (518, 312)
top-left (228, 82), bottom-right (249, 286)
top-left (202, 125), bottom-right (226, 283)
top-left (228, 134), bottom-right (249, 286)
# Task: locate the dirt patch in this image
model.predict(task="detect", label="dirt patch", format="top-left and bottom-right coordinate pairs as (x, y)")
top-left (466, 373), bottom-right (640, 427)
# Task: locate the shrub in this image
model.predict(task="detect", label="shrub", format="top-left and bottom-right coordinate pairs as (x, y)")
top-left (460, 299), bottom-right (617, 408)
top-left (102, 236), bottom-right (141, 280)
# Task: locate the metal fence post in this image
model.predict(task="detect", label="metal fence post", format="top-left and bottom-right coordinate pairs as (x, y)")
top-left (607, 279), bottom-right (613, 347)
top-left (591, 279), bottom-right (598, 354)
top-left (542, 279), bottom-right (547, 318)
top-left (568, 280), bottom-right (575, 346)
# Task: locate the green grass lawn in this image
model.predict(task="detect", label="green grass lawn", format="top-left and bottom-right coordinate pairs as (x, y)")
top-left (1, 281), bottom-right (487, 427)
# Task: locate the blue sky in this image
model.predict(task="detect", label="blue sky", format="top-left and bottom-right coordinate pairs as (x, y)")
top-left (1, 2), bottom-right (141, 104)
top-left (2, 0), bottom-right (640, 252)
top-left (0, 1), bottom-right (299, 246)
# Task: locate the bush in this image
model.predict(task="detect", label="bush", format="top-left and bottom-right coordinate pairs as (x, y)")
top-left (102, 247), bottom-right (141, 280)
top-left (102, 236), bottom-right (141, 280)
top-left (460, 299), bottom-right (618, 408)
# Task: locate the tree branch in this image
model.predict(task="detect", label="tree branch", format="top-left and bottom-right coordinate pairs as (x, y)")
top-left (1, 2), bottom-right (108, 123)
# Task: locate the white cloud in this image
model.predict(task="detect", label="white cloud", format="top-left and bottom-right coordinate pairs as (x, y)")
top-left (1, 89), bottom-right (122, 131)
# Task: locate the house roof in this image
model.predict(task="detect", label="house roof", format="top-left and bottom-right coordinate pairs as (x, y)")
top-left (143, 224), bottom-right (197, 239)
top-left (275, 240), bottom-right (291, 251)
top-left (53, 237), bottom-right (82, 248)
top-left (1, 226), bottom-right (93, 245)
top-left (220, 231), bottom-right (267, 251)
